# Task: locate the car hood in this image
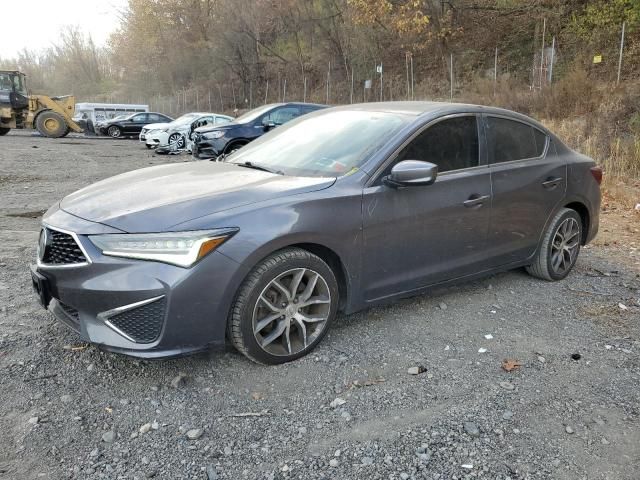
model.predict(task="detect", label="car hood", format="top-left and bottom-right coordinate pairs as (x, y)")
top-left (60, 162), bottom-right (335, 232)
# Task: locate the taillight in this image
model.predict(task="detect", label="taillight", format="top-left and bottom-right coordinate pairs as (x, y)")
top-left (590, 166), bottom-right (603, 185)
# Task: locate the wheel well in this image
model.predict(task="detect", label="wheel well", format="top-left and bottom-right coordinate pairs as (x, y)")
top-left (564, 202), bottom-right (590, 244)
top-left (290, 243), bottom-right (349, 310)
top-left (224, 139), bottom-right (249, 153)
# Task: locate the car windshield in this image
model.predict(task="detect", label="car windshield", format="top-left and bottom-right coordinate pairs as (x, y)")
top-left (233, 104), bottom-right (280, 124)
top-left (229, 110), bottom-right (411, 177)
top-left (170, 113), bottom-right (200, 126)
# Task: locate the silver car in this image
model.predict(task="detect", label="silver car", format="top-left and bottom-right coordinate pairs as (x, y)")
top-left (31, 102), bottom-right (601, 364)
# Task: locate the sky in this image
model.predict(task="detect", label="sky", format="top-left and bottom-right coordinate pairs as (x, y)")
top-left (3, 0), bottom-right (128, 58)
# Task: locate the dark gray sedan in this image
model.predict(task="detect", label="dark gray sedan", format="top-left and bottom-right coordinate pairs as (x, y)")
top-left (31, 102), bottom-right (601, 364)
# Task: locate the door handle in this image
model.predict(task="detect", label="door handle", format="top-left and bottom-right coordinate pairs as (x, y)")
top-left (542, 177), bottom-right (563, 189)
top-left (463, 194), bottom-right (490, 208)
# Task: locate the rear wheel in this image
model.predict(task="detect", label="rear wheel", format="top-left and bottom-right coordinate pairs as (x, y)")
top-left (35, 111), bottom-right (68, 138)
top-left (526, 208), bottom-right (582, 281)
top-left (229, 248), bottom-right (339, 364)
top-left (107, 125), bottom-right (122, 138)
top-left (145, 144), bottom-right (153, 149)
top-left (0, 128), bottom-right (9, 136)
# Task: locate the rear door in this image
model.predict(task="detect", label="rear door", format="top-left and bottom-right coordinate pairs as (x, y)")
top-left (484, 115), bottom-right (566, 265)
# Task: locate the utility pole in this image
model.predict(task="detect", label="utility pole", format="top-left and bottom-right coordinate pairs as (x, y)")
top-left (264, 80), bottom-right (269, 105)
top-left (410, 54), bottom-right (414, 100)
top-left (249, 81), bottom-right (252, 109)
top-left (326, 62), bottom-right (331, 104)
top-left (539, 17), bottom-right (546, 89)
top-left (449, 54), bottom-right (453, 100)
top-left (494, 47), bottom-right (498, 97)
top-left (350, 67), bottom-right (354, 104)
top-left (303, 77), bottom-right (307, 103)
top-left (406, 52), bottom-right (410, 100)
top-left (380, 62), bottom-right (383, 101)
top-left (217, 85), bottom-right (223, 111)
top-left (283, 79), bottom-right (287, 102)
top-left (208, 90), bottom-right (211, 112)
top-left (617, 21), bottom-right (626, 85)
top-left (549, 37), bottom-right (556, 83)
top-left (231, 82), bottom-right (236, 110)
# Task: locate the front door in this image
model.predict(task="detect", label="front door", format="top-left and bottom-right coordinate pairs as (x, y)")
top-left (361, 115), bottom-right (492, 302)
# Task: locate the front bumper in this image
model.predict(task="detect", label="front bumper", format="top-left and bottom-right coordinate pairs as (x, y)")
top-left (32, 209), bottom-right (247, 358)
top-left (192, 138), bottom-right (224, 160)
top-left (146, 131), bottom-right (168, 148)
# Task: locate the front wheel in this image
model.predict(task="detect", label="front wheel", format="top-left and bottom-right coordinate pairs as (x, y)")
top-left (0, 128), bottom-right (9, 136)
top-left (36, 111), bottom-right (68, 138)
top-left (228, 248), bottom-right (339, 364)
top-left (526, 208), bottom-right (582, 281)
top-left (168, 133), bottom-right (185, 149)
top-left (107, 125), bottom-right (122, 138)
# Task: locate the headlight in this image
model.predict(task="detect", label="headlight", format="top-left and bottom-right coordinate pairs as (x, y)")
top-left (203, 130), bottom-right (225, 140)
top-left (88, 229), bottom-right (238, 267)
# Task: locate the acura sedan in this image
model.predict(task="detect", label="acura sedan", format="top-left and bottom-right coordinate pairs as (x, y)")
top-left (31, 102), bottom-right (601, 364)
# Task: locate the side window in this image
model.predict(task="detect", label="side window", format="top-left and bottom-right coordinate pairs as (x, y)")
top-left (148, 113), bottom-right (165, 123)
top-left (132, 113), bottom-right (148, 123)
top-left (194, 116), bottom-right (213, 129)
top-left (533, 128), bottom-right (547, 157)
top-left (263, 107), bottom-right (301, 125)
top-left (396, 116), bottom-right (479, 173)
top-left (487, 117), bottom-right (545, 163)
top-left (215, 116), bottom-right (232, 125)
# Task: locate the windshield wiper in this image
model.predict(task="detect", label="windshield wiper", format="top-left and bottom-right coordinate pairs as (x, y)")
top-left (237, 161), bottom-right (284, 175)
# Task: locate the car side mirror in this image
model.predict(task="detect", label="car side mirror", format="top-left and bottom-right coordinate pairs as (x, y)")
top-left (262, 119), bottom-right (276, 131)
top-left (383, 160), bottom-right (438, 188)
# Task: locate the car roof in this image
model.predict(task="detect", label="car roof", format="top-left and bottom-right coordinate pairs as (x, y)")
top-left (329, 101), bottom-right (549, 132)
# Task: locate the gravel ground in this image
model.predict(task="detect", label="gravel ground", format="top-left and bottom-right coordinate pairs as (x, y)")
top-left (0, 131), bottom-right (639, 480)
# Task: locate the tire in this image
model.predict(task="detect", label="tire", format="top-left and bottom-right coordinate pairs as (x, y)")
top-left (526, 208), bottom-right (582, 281)
top-left (145, 144), bottom-right (153, 149)
top-left (168, 133), bottom-right (185, 149)
top-left (223, 140), bottom-right (248, 156)
top-left (229, 248), bottom-right (339, 364)
top-left (0, 128), bottom-right (9, 136)
top-left (35, 111), bottom-right (68, 138)
top-left (107, 125), bottom-right (122, 138)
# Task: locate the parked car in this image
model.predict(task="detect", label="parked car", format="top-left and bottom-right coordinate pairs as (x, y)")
top-left (31, 102), bottom-right (601, 364)
top-left (139, 112), bottom-right (204, 148)
top-left (191, 102), bottom-right (326, 159)
top-left (98, 112), bottom-right (173, 138)
top-left (152, 113), bottom-right (234, 153)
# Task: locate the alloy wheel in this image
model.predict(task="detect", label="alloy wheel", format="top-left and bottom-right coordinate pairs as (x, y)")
top-left (252, 268), bottom-right (331, 356)
top-left (108, 126), bottom-right (121, 138)
top-left (550, 217), bottom-right (580, 275)
top-left (168, 133), bottom-right (185, 149)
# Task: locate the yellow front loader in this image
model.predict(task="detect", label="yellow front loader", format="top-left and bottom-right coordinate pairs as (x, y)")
top-left (27, 95), bottom-right (83, 138)
top-left (0, 70), bottom-right (83, 138)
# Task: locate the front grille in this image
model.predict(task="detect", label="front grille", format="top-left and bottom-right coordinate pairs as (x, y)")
top-left (42, 228), bottom-right (87, 265)
top-left (59, 302), bottom-right (79, 322)
top-left (107, 298), bottom-right (166, 344)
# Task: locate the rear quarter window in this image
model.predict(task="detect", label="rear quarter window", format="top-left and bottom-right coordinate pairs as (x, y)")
top-left (487, 116), bottom-right (547, 163)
